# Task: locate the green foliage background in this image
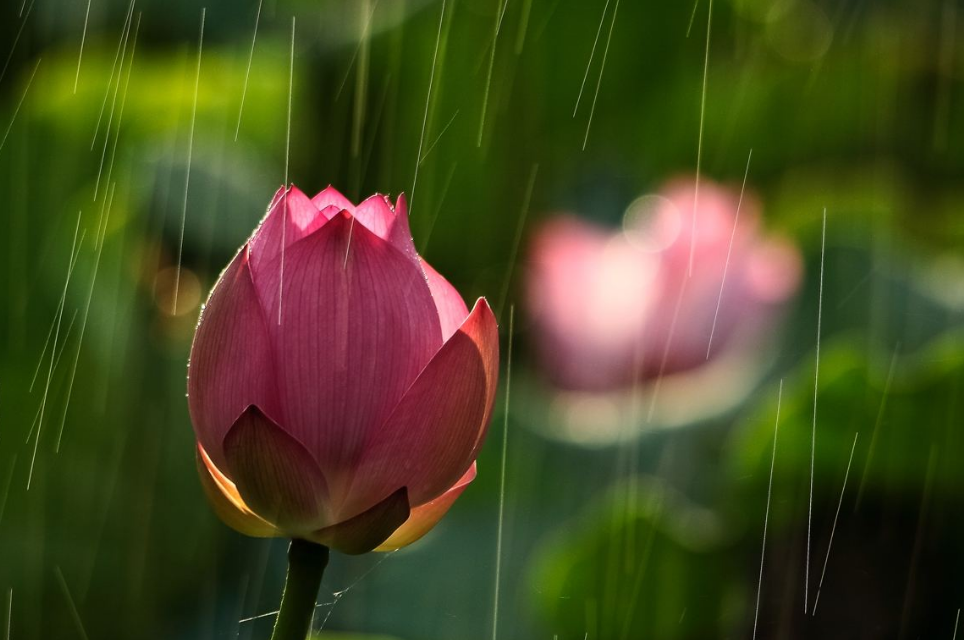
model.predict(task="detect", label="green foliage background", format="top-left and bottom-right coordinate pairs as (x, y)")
top-left (1, 0), bottom-right (963, 638)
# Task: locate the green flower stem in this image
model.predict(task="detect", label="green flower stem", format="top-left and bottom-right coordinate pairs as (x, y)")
top-left (270, 540), bottom-right (330, 640)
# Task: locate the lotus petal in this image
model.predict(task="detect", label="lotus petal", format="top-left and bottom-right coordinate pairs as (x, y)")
top-left (196, 443), bottom-right (280, 538)
top-left (311, 487), bottom-right (410, 555)
top-left (253, 212), bottom-right (443, 499)
top-left (422, 259), bottom-right (469, 341)
top-left (188, 249), bottom-right (282, 472)
top-left (311, 185), bottom-right (355, 212)
top-left (344, 299), bottom-right (498, 515)
top-left (375, 463), bottom-right (476, 551)
top-left (249, 186), bottom-right (328, 274)
top-left (223, 406), bottom-right (331, 535)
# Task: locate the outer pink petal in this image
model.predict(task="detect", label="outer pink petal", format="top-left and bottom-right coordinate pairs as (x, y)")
top-left (248, 186), bottom-right (327, 275)
top-left (187, 248), bottom-right (282, 472)
top-left (223, 406), bottom-right (331, 536)
top-left (343, 299), bottom-right (499, 516)
top-left (421, 258), bottom-right (469, 342)
top-left (309, 487), bottom-right (410, 555)
top-left (196, 443), bottom-right (281, 538)
top-left (375, 463), bottom-right (476, 551)
top-left (353, 194), bottom-right (396, 240)
top-left (352, 193), bottom-right (421, 267)
top-left (526, 216), bottom-right (659, 391)
top-left (253, 212), bottom-right (443, 503)
top-left (311, 185), bottom-right (355, 212)
top-left (745, 237), bottom-right (803, 304)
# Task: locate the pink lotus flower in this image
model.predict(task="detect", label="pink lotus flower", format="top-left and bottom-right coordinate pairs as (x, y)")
top-left (526, 178), bottom-right (801, 393)
top-left (188, 186), bottom-right (499, 554)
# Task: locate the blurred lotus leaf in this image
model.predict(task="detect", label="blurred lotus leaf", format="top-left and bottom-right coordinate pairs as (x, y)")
top-left (728, 332), bottom-right (964, 529)
top-left (723, 332), bottom-right (964, 636)
top-left (530, 477), bottom-right (734, 640)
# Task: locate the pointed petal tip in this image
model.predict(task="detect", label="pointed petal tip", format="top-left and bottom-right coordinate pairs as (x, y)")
top-left (312, 185), bottom-right (355, 212)
top-left (354, 194), bottom-right (401, 241)
top-left (250, 186), bottom-right (332, 272)
top-left (268, 184), bottom-right (287, 206)
top-left (359, 192), bottom-right (394, 213)
top-left (265, 184), bottom-right (310, 215)
top-left (237, 403), bottom-right (267, 422)
top-left (288, 184), bottom-right (309, 198)
top-left (470, 296), bottom-right (494, 316)
top-left (464, 297), bottom-right (499, 337)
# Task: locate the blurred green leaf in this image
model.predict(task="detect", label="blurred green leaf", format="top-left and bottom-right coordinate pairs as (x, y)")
top-left (726, 331), bottom-right (964, 532)
top-left (530, 477), bottom-right (735, 640)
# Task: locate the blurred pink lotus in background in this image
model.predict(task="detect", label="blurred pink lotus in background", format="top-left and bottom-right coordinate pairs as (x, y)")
top-left (188, 186), bottom-right (499, 554)
top-left (525, 178), bottom-right (801, 440)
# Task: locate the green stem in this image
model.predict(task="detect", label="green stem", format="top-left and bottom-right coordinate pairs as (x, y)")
top-left (270, 540), bottom-right (329, 640)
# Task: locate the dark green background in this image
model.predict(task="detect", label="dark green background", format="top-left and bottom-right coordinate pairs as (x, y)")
top-left (1, 0), bottom-right (962, 638)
